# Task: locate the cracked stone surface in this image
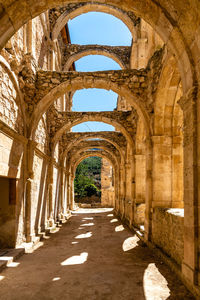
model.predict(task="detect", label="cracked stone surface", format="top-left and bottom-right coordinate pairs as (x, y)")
top-left (0, 208), bottom-right (194, 300)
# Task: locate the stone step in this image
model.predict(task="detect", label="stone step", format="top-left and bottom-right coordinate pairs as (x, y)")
top-left (0, 248), bottom-right (25, 272)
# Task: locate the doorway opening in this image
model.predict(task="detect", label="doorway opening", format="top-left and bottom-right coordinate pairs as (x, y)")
top-left (0, 177), bottom-right (17, 248)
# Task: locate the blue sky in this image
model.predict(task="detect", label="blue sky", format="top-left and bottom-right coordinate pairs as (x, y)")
top-left (68, 12), bottom-right (132, 46)
top-left (72, 89), bottom-right (118, 112)
top-left (72, 121), bottom-right (115, 132)
top-left (74, 55), bottom-right (121, 72)
top-left (68, 12), bottom-right (131, 132)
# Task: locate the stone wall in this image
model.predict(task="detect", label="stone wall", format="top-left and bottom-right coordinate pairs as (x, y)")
top-left (0, 65), bottom-right (24, 134)
top-left (35, 114), bottom-right (48, 154)
top-left (101, 158), bottom-right (114, 207)
top-left (152, 208), bottom-right (184, 266)
top-left (0, 131), bottom-right (25, 247)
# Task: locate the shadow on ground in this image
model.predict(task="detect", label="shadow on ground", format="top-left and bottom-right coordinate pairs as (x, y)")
top-left (0, 208), bottom-right (195, 300)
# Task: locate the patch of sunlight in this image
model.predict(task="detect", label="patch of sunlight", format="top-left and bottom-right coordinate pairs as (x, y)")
top-left (122, 236), bottom-right (139, 252)
top-left (76, 208), bottom-right (113, 214)
top-left (0, 256), bottom-right (13, 261)
top-left (52, 277), bottom-right (61, 281)
top-left (75, 232), bottom-right (92, 239)
top-left (166, 208), bottom-right (184, 217)
top-left (107, 214), bottom-right (114, 217)
top-left (61, 252), bottom-right (88, 266)
top-left (80, 223), bottom-right (94, 227)
top-left (115, 225), bottom-right (124, 232)
top-left (71, 242), bottom-right (79, 244)
top-left (7, 262), bottom-right (20, 267)
top-left (143, 263), bottom-right (170, 299)
top-left (110, 218), bottom-right (118, 223)
top-left (83, 217), bottom-right (94, 220)
top-left (0, 275), bottom-right (5, 281)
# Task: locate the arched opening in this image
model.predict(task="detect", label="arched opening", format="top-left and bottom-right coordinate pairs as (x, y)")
top-left (72, 55), bottom-right (122, 72)
top-left (0, 1), bottom-right (199, 296)
top-left (72, 89), bottom-right (118, 112)
top-left (74, 156), bottom-right (102, 208)
top-left (68, 12), bottom-right (132, 46)
top-left (72, 121), bottom-right (115, 132)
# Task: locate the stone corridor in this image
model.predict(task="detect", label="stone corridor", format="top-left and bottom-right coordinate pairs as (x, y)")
top-left (0, 209), bottom-right (194, 300)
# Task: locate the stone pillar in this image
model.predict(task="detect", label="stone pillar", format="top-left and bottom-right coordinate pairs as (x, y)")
top-left (144, 138), bottom-right (153, 241)
top-left (101, 158), bottom-right (114, 207)
top-left (25, 140), bottom-right (36, 242)
top-left (66, 171), bottom-right (71, 210)
top-left (70, 174), bottom-right (75, 210)
top-left (124, 160), bottom-right (133, 224)
top-left (172, 135), bottom-right (184, 208)
top-left (135, 154), bottom-right (146, 203)
top-left (152, 135), bottom-right (172, 208)
top-left (59, 165), bottom-right (64, 219)
top-left (134, 154), bottom-right (146, 226)
top-left (178, 87), bottom-right (199, 285)
top-left (119, 165), bottom-right (125, 217)
top-left (114, 169), bottom-right (119, 210)
top-left (47, 159), bottom-right (54, 227)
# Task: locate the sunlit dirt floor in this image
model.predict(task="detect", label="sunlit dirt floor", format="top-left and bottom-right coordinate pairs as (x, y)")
top-left (0, 208), bottom-right (195, 299)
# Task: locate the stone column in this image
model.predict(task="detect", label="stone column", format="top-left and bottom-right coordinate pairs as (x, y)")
top-left (152, 135), bottom-right (172, 208)
top-left (119, 165), bottom-right (125, 218)
top-left (66, 171), bottom-right (71, 210)
top-left (25, 140), bottom-right (36, 242)
top-left (172, 135), bottom-right (184, 208)
top-left (178, 87), bottom-right (199, 285)
top-left (124, 160), bottom-right (134, 224)
top-left (59, 164), bottom-right (64, 219)
top-left (47, 159), bottom-right (54, 227)
top-left (70, 174), bottom-right (75, 210)
top-left (144, 137), bottom-right (153, 241)
top-left (134, 154), bottom-right (146, 226)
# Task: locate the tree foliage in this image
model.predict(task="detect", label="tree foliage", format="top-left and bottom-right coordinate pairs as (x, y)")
top-left (74, 156), bottom-right (101, 198)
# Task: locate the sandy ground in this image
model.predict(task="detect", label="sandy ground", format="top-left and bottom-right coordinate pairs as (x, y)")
top-left (0, 208), bottom-right (195, 300)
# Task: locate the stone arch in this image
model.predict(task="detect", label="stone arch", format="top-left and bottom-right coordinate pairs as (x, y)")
top-left (70, 150), bottom-right (118, 178)
top-left (30, 77), bottom-right (149, 141)
top-left (154, 54), bottom-right (183, 136)
top-left (61, 133), bottom-right (126, 164)
top-left (63, 50), bottom-right (125, 71)
top-left (65, 140), bottom-right (121, 165)
top-left (51, 117), bottom-right (135, 155)
top-left (52, 3), bottom-right (136, 42)
top-left (0, 1), bottom-right (196, 94)
top-left (69, 147), bottom-right (120, 169)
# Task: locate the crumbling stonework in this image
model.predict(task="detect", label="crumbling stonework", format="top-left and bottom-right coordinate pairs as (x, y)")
top-left (61, 131), bottom-right (127, 149)
top-left (48, 110), bottom-right (138, 141)
top-left (61, 44), bottom-right (131, 70)
top-left (0, 1), bottom-right (199, 297)
top-left (49, 2), bottom-right (140, 34)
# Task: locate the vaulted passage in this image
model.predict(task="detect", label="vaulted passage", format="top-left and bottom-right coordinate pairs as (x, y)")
top-left (1, 0), bottom-right (200, 298)
top-left (0, 209), bottom-right (194, 300)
